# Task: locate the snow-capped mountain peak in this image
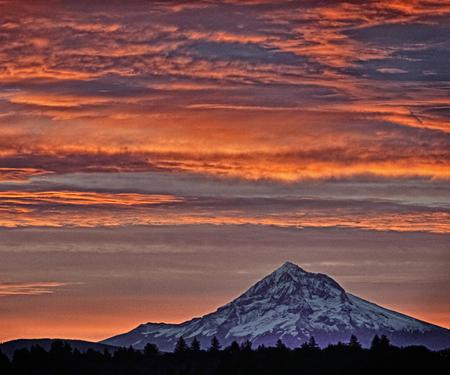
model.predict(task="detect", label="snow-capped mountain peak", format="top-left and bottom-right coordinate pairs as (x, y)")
top-left (237, 261), bottom-right (348, 309)
top-left (275, 261), bottom-right (305, 274)
top-left (102, 262), bottom-right (450, 351)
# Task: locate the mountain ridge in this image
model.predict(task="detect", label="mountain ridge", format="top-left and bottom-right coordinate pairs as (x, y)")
top-left (102, 262), bottom-right (450, 351)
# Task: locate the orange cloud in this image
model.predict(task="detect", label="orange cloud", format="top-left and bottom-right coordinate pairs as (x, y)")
top-left (0, 189), bottom-right (448, 233)
top-left (0, 191), bottom-right (183, 207)
top-left (0, 168), bottom-right (51, 182)
top-left (0, 281), bottom-right (72, 297)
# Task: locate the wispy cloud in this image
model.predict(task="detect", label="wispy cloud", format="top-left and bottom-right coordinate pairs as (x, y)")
top-left (0, 167), bottom-right (52, 182)
top-left (0, 281), bottom-right (74, 297)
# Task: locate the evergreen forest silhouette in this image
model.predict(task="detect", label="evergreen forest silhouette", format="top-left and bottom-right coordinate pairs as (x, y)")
top-left (1, 334), bottom-right (448, 375)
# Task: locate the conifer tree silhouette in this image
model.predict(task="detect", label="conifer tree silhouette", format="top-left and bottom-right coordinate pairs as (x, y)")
top-left (227, 341), bottom-right (240, 354)
top-left (209, 336), bottom-right (221, 352)
top-left (371, 334), bottom-right (381, 350)
top-left (1, 335), bottom-right (448, 375)
top-left (276, 339), bottom-right (287, 350)
top-left (174, 336), bottom-right (188, 353)
top-left (349, 334), bottom-right (362, 349)
top-left (144, 343), bottom-right (159, 356)
top-left (190, 337), bottom-right (201, 352)
top-left (240, 340), bottom-right (252, 352)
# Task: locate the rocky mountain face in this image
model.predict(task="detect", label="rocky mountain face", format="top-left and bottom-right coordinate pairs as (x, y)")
top-left (102, 262), bottom-right (450, 351)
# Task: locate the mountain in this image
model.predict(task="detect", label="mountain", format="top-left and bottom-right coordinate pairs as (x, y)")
top-left (102, 262), bottom-right (450, 351)
top-left (0, 339), bottom-right (118, 358)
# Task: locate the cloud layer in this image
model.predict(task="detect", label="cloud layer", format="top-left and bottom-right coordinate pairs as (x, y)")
top-left (0, 0), bottom-right (449, 180)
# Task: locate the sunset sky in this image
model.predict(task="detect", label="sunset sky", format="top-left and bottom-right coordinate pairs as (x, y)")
top-left (0, 0), bottom-right (449, 342)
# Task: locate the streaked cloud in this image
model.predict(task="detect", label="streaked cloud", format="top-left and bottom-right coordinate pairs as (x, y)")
top-left (0, 191), bottom-right (183, 207)
top-left (0, 185), bottom-right (448, 233)
top-left (0, 281), bottom-right (73, 297)
top-left (0, 167), bottom-right (51, 182)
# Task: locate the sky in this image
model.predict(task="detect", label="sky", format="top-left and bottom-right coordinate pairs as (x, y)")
top-left (0, 0), bottom-right (449, 342)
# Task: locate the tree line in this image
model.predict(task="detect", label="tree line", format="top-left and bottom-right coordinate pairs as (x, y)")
top-left (1, 335), bottom-right (448, 375)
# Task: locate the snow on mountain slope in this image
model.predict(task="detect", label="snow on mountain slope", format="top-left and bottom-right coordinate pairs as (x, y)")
top-left (102, 262), bottom-right (450, 351)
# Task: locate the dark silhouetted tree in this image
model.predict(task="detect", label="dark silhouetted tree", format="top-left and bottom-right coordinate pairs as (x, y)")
top-left (174, 336), bottom-right (188, 353)
top-left (371, 335), bottom-right (381, 350)
top-left (371, 334), bottom-right (391, 352)
top-left (227, 341), bottom-right (240, 354)
top-left (240, 340), bottom-right (252, 352)
top-left (190, 337), bottom-right (201, 352)
top-left (0, 349), bottom-right (10, 372)
top-left (308, 336), bottom-right (318, 349)
top-left (29, 345), bottom-right (47, 368)
top-left (302, 336), bottom-right (319, 350)
top-left (103, 348), bottom-right (112, 360)
top-left (276, 339), bottom-right (287, 350)
top-left (144, 343), bottom-right (160, 356)
top-left (12, 348), bottom-right (31, 372)
top-left (49, 340), bottom-right (73, 371)
top-left (209, 336), bottom-right (221, 352)
top-left (349, 334), bottom-right (362, 349)
top-left (379, 335), bottom-right (391, 348)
